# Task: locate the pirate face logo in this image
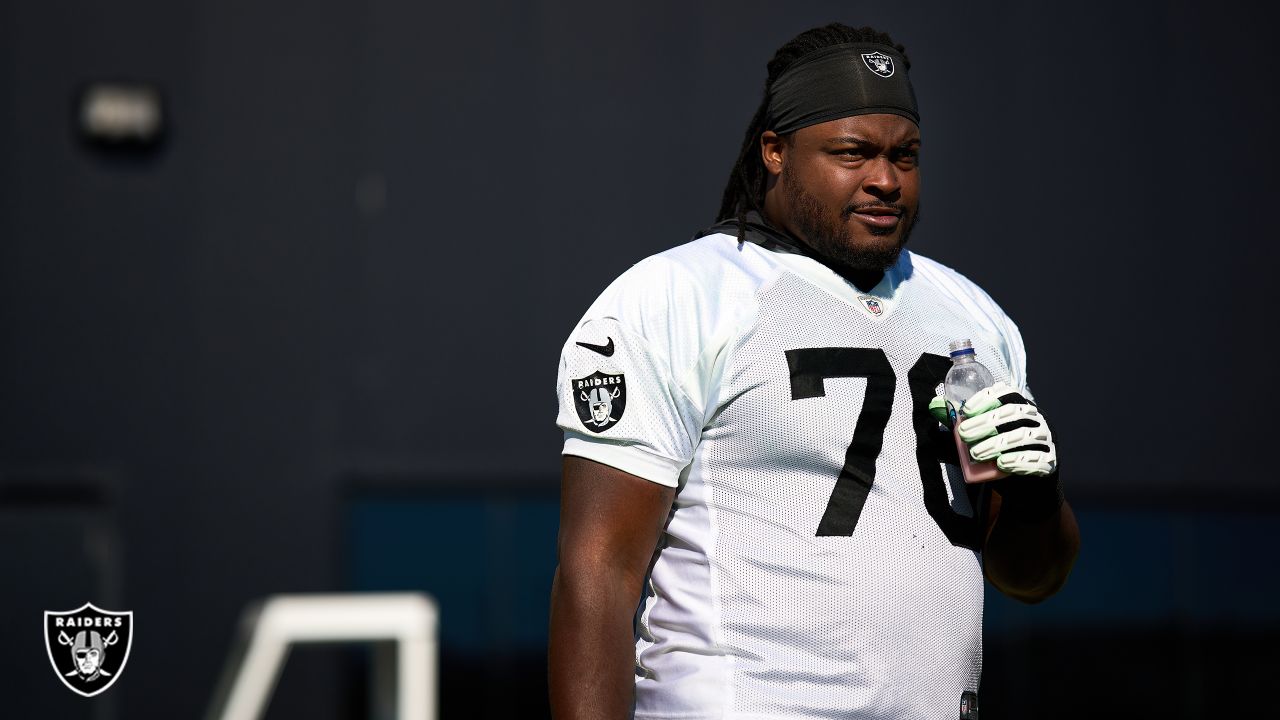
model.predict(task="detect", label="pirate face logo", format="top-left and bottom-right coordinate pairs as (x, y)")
top-left (72, 631), bottom-right (108, 678)
top-left (571, 371), bottom-right (626, 433)
top-left (861, 51), bottom-right (895, 78)
top-left (45, 602), bottom-right (133, 697)
top-left (586, 387), bottom-right (618, 424)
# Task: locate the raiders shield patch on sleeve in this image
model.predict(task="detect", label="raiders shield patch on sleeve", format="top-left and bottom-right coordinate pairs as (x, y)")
top-left (572, 371), bottom-right (626, 432)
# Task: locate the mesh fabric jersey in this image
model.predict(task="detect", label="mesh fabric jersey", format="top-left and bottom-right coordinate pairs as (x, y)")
top-left (555, 227), bottom-right (1030, 720)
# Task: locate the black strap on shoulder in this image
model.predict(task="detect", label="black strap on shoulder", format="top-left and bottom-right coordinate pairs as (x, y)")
top-left (695, 211), bottom-right (808, 255)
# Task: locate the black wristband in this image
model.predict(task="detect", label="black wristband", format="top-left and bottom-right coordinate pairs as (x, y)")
top-left (992, 470), bottom-right (1064, 525)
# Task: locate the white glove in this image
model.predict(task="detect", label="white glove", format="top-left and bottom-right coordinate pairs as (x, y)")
top-left (954, 382), bottom-right (1057, 477)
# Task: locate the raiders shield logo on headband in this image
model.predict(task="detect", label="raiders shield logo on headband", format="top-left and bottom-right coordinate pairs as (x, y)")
top-left (861, 51), bottom-right (894, 78)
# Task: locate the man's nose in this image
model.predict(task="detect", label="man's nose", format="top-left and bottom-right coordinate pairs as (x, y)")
top-left (861, 156), bottom-right (900, 197)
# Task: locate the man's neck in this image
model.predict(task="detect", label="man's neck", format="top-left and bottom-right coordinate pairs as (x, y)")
top-left (844, 268), bottom-right (886, 294)
top-left (754, 210), bottom-right (887, 292)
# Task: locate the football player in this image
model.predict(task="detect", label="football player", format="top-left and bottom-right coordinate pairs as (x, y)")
top-left (550, 23), bottom-right (1079, 720)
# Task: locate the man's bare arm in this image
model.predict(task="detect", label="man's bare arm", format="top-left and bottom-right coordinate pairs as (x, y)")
top-left (549, 455), bottom-right (677, 720)
top-left (982, 478), bottom-right (1080, 603)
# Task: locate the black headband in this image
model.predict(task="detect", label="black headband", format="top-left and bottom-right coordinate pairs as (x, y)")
top-left (766, 42), bottom-right (919, 134)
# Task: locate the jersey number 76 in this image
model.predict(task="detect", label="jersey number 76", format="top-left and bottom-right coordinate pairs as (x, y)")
top-left (785, 347), bottom-right (982, 549)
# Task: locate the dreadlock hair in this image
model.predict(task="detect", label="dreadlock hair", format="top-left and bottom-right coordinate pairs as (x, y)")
top-left (715, 24), bottom-right (911, 237)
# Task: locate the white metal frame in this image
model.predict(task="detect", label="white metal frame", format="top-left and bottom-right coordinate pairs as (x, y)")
top-left (206, 593), bottom-right (437, 720)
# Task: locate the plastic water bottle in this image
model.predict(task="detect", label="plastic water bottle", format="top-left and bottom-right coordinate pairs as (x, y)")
top-left (944, 339), bottom-right (1008, 484)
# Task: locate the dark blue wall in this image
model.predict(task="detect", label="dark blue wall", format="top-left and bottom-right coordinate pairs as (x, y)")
top-left (1, 1), bottom-right (1276, 717)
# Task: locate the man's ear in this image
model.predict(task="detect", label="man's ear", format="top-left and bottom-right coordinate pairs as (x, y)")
top-left (760, 130), bottom-right (786, 176)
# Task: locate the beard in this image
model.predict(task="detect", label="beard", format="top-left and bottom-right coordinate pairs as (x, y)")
top-left (781, 166), bottom-right (919, 273)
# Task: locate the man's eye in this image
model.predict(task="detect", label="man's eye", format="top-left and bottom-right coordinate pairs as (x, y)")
top-left (893, 150), bottom-right (919, 166)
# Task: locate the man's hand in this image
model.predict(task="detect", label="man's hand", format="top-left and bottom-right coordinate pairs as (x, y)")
top-left (933, 384), bottom-right (1077, 603)
top-left (930, 383), bottom-right (1057, 476)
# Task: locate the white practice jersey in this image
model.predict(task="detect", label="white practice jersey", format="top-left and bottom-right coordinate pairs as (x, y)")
top-left (556, 226), bottom-right (1030, 720)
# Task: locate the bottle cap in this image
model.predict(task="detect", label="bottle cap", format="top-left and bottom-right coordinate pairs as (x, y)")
top-left (948, 339), bottom-right (975, 357)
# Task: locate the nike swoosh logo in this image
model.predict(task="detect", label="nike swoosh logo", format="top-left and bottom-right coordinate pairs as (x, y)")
top-left (575, 337), bottom-right (615, 356)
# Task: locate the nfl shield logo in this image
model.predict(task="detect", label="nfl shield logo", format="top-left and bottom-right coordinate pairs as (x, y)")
top-left (858, 295), bottom-right (884, 316)
top-left (572, 370), bottom-right (627, 433)
top-left (44, 602), bottom-right (134, 697)
top-left (861, 51), bottom-right (895, 78)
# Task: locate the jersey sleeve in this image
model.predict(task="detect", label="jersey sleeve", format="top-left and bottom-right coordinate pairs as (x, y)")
top-left (971, 293), bottom-right (1034, 401)
top-left (554, 256), bottom-right (718, 488)
top-left (910, 254), bottom-right (1033, 399)
top-left (965, 281), bottom-right (1032, 400)
top-left (997, 309), bottom-right (1034, 401)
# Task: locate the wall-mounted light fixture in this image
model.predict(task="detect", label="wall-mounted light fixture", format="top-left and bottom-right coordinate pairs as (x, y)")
top-left (76, 81), bottom-right (166, 156)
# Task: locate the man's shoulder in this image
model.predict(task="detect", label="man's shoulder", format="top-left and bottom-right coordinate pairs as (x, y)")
top-left (904, 250), bottom-right (1027, 373)
top-left (573, 232), bottom-right (774, 348)
top-left (903, 250), bottom-right (1007, 317)
top-left (904, 250), bottom-right (983, 291)
top-left (606, 232), bottom-right (780, 302)
top-left (654, 230), bottom-right (768, 276)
